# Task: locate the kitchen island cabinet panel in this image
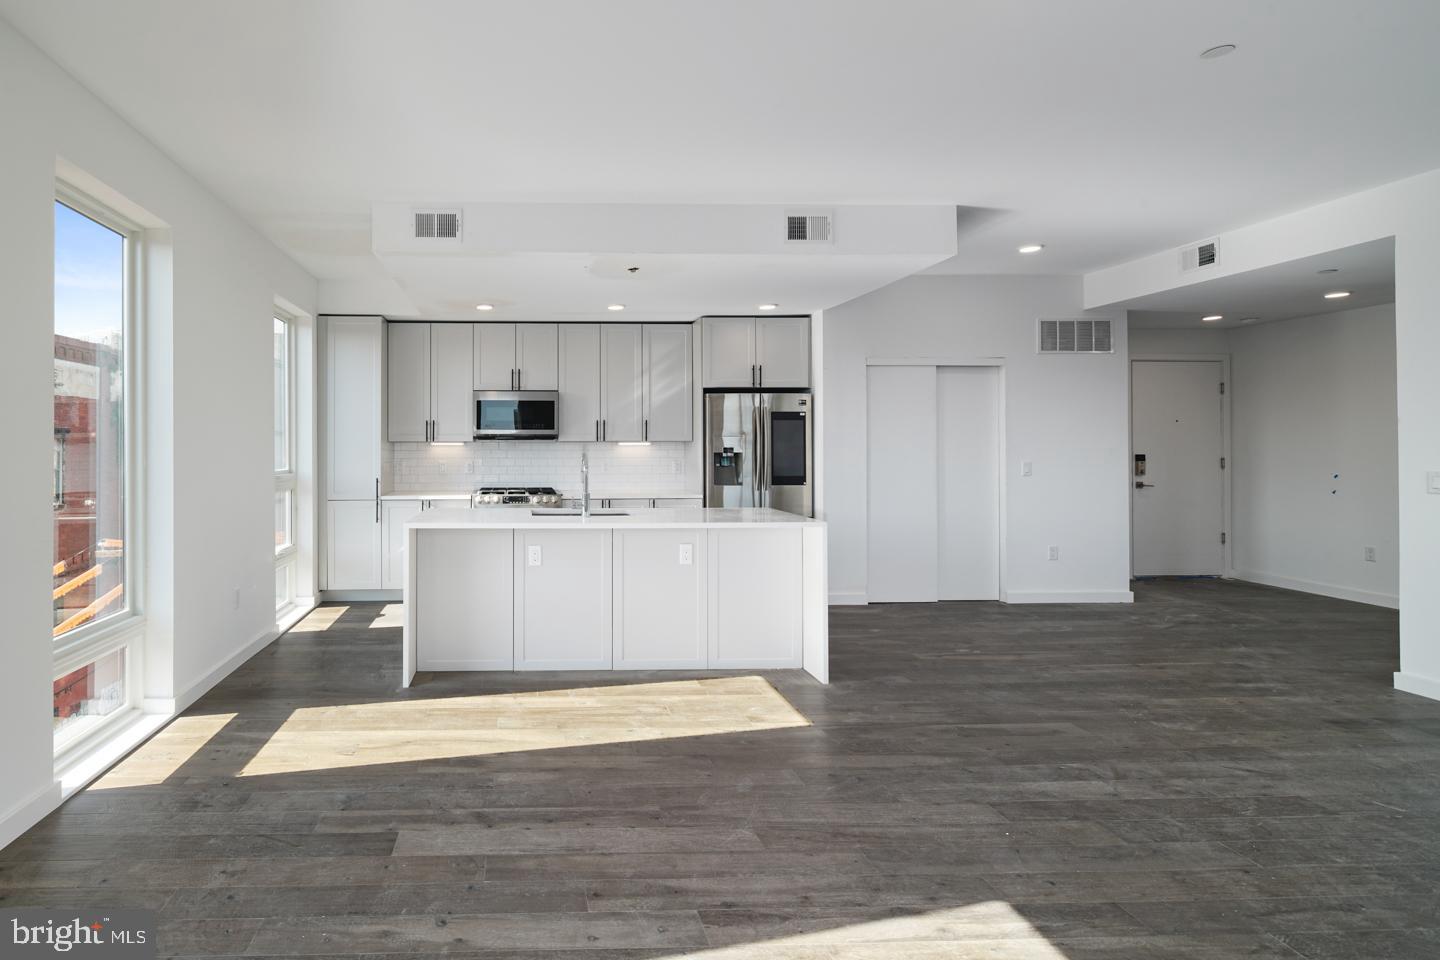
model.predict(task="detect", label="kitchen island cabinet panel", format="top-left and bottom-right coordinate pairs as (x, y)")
top-left (707, 527), bottom-right (803, 668)
top-left (415, 529), bottom-right (514, 670)
top-left (612, 529), bottom-right (707, 668)
top-left (514, 529), bottom-right (613, 669)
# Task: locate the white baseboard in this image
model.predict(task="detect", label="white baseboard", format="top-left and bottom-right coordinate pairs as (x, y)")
top-left (1394, 671), bottom-right (1440, 702)
top-left (171, 627), bottom-right (279, 716)
top-left (1233, 570), bottom-right (1399, 609)
top-left (0, 782), bottom-right (62, 851)
top-left (1002, 589), bottom-right (1135, 604)
top-left (828, 591), bottom-right (868, 606)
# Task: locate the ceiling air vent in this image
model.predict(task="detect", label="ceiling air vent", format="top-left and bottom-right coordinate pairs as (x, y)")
top-left (1038, 319), bottom-right (1113, 355)
top-left (1180, 238), bottom-right (1219, 272)
top-left (785, 211), bottom-right (833, 243)
top-left (413, 208), bottom-right (462, 241)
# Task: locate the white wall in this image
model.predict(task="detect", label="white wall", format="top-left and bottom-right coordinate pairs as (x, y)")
top-left (822, 275), bottom-right (1132, 604)
top-left (1088, 170), bottom-right (1439, 699)
top-left (1231, 305), bottom-right (1398, 605)
top-left (1132, 308), bottom-right (1399, 607)
top-left (0, 19), bottom-right (316, 846)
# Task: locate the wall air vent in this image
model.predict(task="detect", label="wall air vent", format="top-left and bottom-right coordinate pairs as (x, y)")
top-left (413, 208), bottom-right (462, 241)
top-left (1038, 319), bottom-right (1113, 354)
top-left (785, 211), bottom-right (833, 243)
top-left (1180, 238), bottom-right (1219, 272)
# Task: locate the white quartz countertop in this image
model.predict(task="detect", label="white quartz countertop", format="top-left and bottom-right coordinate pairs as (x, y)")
top-left (383, 491), bottom-right (702, 502)
top-left (404, 505), bottom-right (822, 529)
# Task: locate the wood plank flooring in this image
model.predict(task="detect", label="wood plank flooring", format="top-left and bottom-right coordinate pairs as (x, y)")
top-left (4, 579), bottom-right (1439, 958)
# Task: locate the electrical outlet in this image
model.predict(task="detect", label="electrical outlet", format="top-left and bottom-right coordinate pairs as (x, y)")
top-left (527, 545), bottom-right (542, 567)
top-left (678, 543), bottom-right (693, 566)
top-left (1047, 545), bottom-right (1059, 561)
top-left (1364, 545), bottom-right (1377, 563)
top-left (465, 461), bottom-right (475, 475)
top-left (1428, 471), bottom-right (1440, 494)
top-left (1021, 461), bottom-right (1033, 477)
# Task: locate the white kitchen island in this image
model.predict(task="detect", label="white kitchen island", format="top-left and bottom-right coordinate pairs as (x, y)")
top-left (400, 506), bottom-right (827, 686)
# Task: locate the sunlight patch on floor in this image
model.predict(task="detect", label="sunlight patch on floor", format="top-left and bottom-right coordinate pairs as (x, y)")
top-left (287, 604), bottom-right (349, 632)
top-left (236, 676), bottom-right (809, 776)
top-left (661, 902), bottom-right (1071, 958)
top-left (367, 603), bottom-right (404, 629)
top-left (87, 712), bottom-right (237, 790)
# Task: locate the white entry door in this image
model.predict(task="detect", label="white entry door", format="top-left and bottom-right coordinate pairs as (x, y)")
top-left (1131, 360), bottom-right (1224, 576)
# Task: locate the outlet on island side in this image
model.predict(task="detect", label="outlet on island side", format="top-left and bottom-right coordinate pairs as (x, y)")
top-left (1364, 545), bottom-right (1377, 563)
top-left (1047, 545), bottom-right (1059, 561)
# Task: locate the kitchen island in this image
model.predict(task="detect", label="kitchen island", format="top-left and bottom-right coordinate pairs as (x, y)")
top-left (400, 505), bottom-right (827, 686)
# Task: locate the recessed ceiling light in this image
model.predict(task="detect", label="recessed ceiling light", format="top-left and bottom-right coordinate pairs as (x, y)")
top-left (1199, 43), bottom-right (1237, 60)
top-left (1316, 268), bottom-right (1339, 274)
top-left (1017, 244), bottom-right (1045, 254)
top-left (1323, 291), bottom-right (1352, 299)
top-left (475, 303), bottom-right (494, 311)
top-left (1202, 314), bottom-right (1224, 322)
top-left (757, 303), bottom-right (778, 311)
top-left (607, 304), bottom-right (626, 311)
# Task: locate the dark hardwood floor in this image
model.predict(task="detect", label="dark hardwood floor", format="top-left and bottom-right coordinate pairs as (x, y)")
top-left (5, 580), bottom-right (1439, 959)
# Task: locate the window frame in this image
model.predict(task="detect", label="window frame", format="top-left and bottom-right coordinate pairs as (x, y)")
top-left (52, 184), bottom-right (146, 755)
top-left (274, 311), bottom-right (298, 615)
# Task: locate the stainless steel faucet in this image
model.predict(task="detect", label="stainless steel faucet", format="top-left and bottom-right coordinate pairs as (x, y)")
top-left (580, 449), bottom-right (590, 518)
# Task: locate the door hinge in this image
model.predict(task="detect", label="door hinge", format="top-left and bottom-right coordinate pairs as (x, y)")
top-left (1221, 532), bottom-right (1227, 545)
top-left (1219, 381), bottom-right (1226, 395)
top-left (1220, 456), bottom-right (1226, 470)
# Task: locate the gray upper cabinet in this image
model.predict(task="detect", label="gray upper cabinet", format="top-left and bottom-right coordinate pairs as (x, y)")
top-left (387, 323), bottom-right (474, 442)
top-left (474, 323), bottom-right (559, 390)
top-left (702, 317), bottom-right (757, 388)
top-left (430, 324), bottom-right (475, 441)
top-left (643, 324), bottom-right (692, 442)
top-left (517, 324), bottom-right (559, 390)
top-left (558, 324), bottom-right (602, 441)
top-left (600, 324), bottom-right (644, 442)
top-left (387, 323), bottom-right (430, 442)
top-left (701, 316), bottom-right (810, 388)
top-left (474, 323), bottom-right (517, 390)
top-left (754, 316), bottom-right (810, 388)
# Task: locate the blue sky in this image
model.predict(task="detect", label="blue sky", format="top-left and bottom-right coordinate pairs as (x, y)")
top-left (54, 201), bottom-right (123, 343)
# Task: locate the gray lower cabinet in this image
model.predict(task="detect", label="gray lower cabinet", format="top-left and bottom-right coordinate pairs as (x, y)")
top-left (514, 529), bottom-right (613, 669)
top-left (612, 529), bottom-right (707, 668)
top-left (415, 529), bottom-right (514, 670)
top-left (326, 499), bottom-right (382, 589)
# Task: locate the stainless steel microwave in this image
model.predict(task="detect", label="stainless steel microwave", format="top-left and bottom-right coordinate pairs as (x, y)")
top-left (473, 390), bottom-right (559, 439)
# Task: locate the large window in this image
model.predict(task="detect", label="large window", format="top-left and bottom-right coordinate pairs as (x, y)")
top-left (274, 314), bottom-right (297, 614)
top-left (53, 194), bottom-right (139, 747)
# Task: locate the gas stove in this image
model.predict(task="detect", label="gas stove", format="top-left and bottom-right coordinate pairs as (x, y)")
top-left (472, 486), bottom-right (563, 506)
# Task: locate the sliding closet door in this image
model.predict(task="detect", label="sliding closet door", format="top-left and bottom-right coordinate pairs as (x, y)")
top-left (937, 366), bottom-right (1000, 600)
top-left (866, 365), bottom-right (938, 602)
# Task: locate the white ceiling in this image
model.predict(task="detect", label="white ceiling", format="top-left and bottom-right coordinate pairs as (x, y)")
top-left (1124, 238), bottom-right (1394, 329)
top-left (5, 0), bottom-right (1439, 312)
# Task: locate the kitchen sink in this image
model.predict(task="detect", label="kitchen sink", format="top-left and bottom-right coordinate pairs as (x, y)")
top-left (529, 508), bottom-right (629, 517)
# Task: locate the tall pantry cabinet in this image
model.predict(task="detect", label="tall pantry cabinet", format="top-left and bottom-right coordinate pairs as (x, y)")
top-left (321, 316), bottom-right (384, 590)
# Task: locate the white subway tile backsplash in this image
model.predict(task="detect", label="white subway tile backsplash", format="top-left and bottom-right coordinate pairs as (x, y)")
top-left (388, 440), bottom-right (699, 499)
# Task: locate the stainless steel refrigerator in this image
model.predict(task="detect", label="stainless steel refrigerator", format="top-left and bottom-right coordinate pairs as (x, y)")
top-left (704, 391), bottom-right (813, 516)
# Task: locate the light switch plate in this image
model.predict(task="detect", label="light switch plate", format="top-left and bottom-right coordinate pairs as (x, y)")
top-left (678, 543), bottom-right (693, 566)
top-left (527, 545), bottom-right (542, 567)
top-left (1428, 471), bottom-right (1440, 494)
top-left (1022, 461), bottom-right (1033, 477)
